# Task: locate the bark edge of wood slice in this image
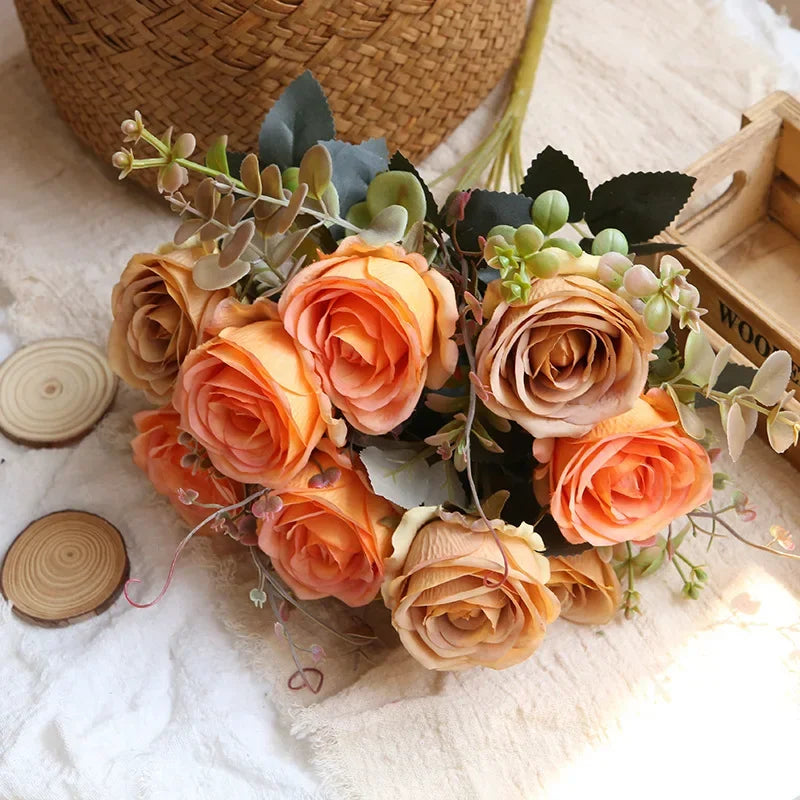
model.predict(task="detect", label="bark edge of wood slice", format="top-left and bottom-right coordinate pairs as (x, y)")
top-left (1, 510), bottom-right (130, 627)
top-left (0, 337), bottom-right (118, 448)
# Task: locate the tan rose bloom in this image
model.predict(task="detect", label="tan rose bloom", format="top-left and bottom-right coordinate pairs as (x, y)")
top-left (382, 507), bottom-right (560, 671)
top-left (547, 550), bottom-right (621, 624)
top-left (108, 249), bottom-right (231, 402)
top-left (475, 276), bottom-right (654, 438)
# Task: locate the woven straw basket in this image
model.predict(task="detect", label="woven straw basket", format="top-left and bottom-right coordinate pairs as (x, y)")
top-left (15, 0), bottom-right (527, 186)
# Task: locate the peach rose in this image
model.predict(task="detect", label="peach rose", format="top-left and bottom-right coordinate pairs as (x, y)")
top-left (547, 550), bottom-right (621, 624)
top-left (382, 507), bottom-right (560, 671)
top-left (109, 249), bottom-right (230, 402)
top-left (131, 406), bottom-right (245, 530)
top-left (257, 442), bottom-right (395, 606)
top-left (173, 320), bottom-right (345, 487)
top-left (475, 276), bottom-right (654, 438)
top-left (535, 388), bottom-right (713, 546)
top-left (279, 237), bottom-right (458, 435)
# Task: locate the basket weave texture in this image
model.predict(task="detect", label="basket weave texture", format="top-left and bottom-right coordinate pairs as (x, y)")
top-left (15, 0), bottom-right (526, 185)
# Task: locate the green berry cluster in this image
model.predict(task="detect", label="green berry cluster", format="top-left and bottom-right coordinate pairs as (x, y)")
top-left (482, 190), bottom-right (586, 303)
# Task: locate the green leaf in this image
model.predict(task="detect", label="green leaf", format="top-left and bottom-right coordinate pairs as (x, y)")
top-left (205, 135), bottom-right (230, 176)
top-left (360, 204), bottom-right (408, 246)
top-left (366, 170), bottom-right (426, 234)
top-left (298, 143), bottom-right (333, 199)
top-left (629, 241), bottom-right (685, 255)
top-left (388, 151), bottom-right (441, 226)
top-left (257, 71), bottom-right (336, 171)
top-left (455, 190), bottom-right (532, 252)
top-left (648, 332), bottom-right (682, 385)
top-left (521, 147), bottom-right (590, 222)
top-left (226, 151), bottom-right (245, 180)
top-left (360, 446), bottom-right (467, 509)
top-left (322, 138), bottom-right (389, 218)
top-left (680, 330), bottom-right (716, 388)
top-left (585, 171), bottom-right (696, 242)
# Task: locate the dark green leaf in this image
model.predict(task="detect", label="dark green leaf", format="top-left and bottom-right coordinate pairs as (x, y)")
top-left (455, 190), bottom-right (532, 252)
top-left (226, 151), bottom-right (245, 181)
top-left (521, 147), bottom-right (590, 222)
top-left (630, 241), bottom-right (685, 255)
top-left (257, 71), bottom-right (336, 171)
top-left (647, 329), bottom-right (682, 386)
top-left (322, 138), bottom-right (389, 219)
top-left (585, 171), bottom-right (696, 242)
top-left (388, 151), bottom-right (441, 226)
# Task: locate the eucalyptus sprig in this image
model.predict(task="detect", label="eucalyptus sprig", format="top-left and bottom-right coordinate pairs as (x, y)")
top-left (663, 331), bottom-right (800, 459)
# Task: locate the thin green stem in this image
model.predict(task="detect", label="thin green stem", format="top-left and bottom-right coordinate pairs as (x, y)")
top-left (430, 0), bottom-right (554, 190)
top-left (672, 555), bottom-right (688, 584)
top-left (141, 128), bottom-right (170, 156)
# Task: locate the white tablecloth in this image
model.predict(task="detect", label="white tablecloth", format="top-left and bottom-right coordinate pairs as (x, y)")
top-left (2, 1), bottom-right (800, 798)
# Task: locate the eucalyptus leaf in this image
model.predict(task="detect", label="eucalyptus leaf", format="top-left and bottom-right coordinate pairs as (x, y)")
top-left (193, 253), bottom-right (251, 290)
top-left (366, 170), bottom-right (426, 234)
top-left (298, 143), bottom-right (333, 199)
top-left (665, 384), bottom-right (705, 439)
top-left (680, 330), bottom-right (715, 388)
top-left (388, 151), bottom-right (441, 226)
top-left (257, 71), bottom-right (335, 171)
top-left (767, 411), bottom-right (799, 453)
top-left (361, 204), bottom-right (408, 246)
top-left (725, 403), bottom-right (748, 462)
top-left (360, 446), bottom-right (466, 509)
top-left (707, 343), bottom-right (732, 395)
top-left (749, 350), bottom-right (791, 406)
top-left (205, 135), bottom-right (230, 176)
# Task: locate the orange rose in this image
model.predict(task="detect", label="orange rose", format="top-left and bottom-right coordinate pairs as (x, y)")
top-left (279, 237), bottom-right (458, 435)
top-left (475, 276), bottom-right (654, 438)
top-left (109, 249), bottom-right (230, 402)
top-left (547, 550), bottom-right (621, 624)
top-left (173, 320), bottom-right (345, 487)
top-left (382, 507), bottom-right (560, 671)
top-left (535, 388), bottom-right (713, 546)
top-left (257, 442), bottom-right (395, 606)
top-left (131, 406), bottom-right (245, 530)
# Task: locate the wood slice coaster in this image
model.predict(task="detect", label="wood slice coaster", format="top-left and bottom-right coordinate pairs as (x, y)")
top-left (0, 337), bottom-right (117, 447)
top-left (1, 510), bottom-right (129, 627)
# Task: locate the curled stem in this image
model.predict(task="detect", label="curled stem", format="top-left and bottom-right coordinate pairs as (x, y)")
top-left (124, 487), bottom-right (267, 608)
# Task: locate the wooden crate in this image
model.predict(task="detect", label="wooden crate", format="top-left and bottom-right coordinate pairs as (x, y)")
top-left (658, 91), bottom-right (800, 469)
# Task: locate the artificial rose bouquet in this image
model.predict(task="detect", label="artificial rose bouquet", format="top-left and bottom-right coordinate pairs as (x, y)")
top-left (110, 74), bottom-right (800, 685)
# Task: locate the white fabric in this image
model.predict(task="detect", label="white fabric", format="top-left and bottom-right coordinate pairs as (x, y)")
top-left (1, 0), bottom-right (800, 797)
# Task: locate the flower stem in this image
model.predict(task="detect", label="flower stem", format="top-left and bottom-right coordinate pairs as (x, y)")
top-left (431, 0), bottom-right (554, 190)
top-left (689, 511), bottom-right (800, 561)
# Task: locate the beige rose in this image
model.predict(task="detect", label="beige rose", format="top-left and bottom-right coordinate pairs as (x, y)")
top-left (382, 507), bottom-right (560, 671)
top-left (475, 276), bottom-right (654, 438)
top-left (547, 550), bottom-right (621, 624)
top-left (108, 249), bottom-right (231, 402)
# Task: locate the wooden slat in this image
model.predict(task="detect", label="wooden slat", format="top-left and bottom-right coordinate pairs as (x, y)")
top-left (673, 114), bottom-right (783, 251)
top-left (770, 174), bottom-right (800, 239)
